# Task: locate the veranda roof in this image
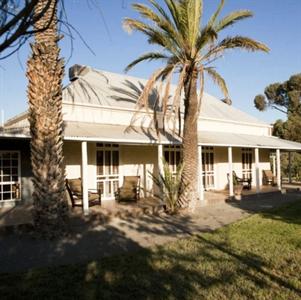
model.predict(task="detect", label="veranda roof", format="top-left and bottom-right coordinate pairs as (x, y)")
top-left (2, 121), bottom-right (301, 150)
top-left (63, 122), bottom-right (180, 144)
top-left (198, 131), bottom-right (301, 151)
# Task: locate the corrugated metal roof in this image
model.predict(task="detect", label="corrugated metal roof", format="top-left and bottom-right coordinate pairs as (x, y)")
top-left (2, 122), bottom-right (301, 150)
top-left (198, 131), bottom-right (301, 150)
top-left (63, 67), bottom-right (269, 127)
top-left (64, 122), bottom-right (301, 150)
top-left (63, 122), bottom-right (180, 144)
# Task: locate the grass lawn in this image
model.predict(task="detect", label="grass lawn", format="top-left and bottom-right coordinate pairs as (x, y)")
top-left (1, 202), bottom-right (301, 300)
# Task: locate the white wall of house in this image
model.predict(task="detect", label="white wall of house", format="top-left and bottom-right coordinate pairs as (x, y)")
top-left (64, 141), bottom-right (97, 190)
top-left (213, 147), bottom-right (244, 190)
top-left (258, 149), bottom-right (271, 185)
top-left (63, 142), bottom-right (159, 199)
top-left (119, 145), bottom-right (157, 197)
top-left (63, 142), bottom-right (273, 201)
top-left (209, 147), bottom-right (271, 190)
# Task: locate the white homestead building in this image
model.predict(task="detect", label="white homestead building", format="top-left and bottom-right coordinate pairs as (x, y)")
top-left (1, 65), bottom-right (301, 213)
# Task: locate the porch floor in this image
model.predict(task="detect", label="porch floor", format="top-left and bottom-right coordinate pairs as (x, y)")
top-left (204, 184), bottom-right (295, 206)
top-left (72, 197), bottom-right (165, 221)
top-left (0, 197), bottom-right (165, 228)
top-left (0, 184), bottom-right (299, 228)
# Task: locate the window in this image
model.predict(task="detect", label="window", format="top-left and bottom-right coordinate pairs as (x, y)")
top-left (0, 151), bottom-right (21, 201)
top-left (242, 148), bottom-right (252, 179)
top-left (163, 145), bottom-right (182, 174)
top-left (96, 144), bottom-right (119, 199)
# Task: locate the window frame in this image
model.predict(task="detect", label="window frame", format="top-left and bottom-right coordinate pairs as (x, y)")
top-left (0, 150), bottom-right (21, 202)
top-left (163, 145), bottom-right (182, 175)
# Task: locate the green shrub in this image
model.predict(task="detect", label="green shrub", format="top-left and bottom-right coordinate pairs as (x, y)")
top-left (149, 159), bottom-right (187, 214)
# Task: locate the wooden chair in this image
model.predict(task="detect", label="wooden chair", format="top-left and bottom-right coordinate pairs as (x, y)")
top-left (115, 176), bottom-right (140, 202)
top-left (262, 170), bottom-right (276, 185)
top-left (65, 178), bottom-right (101, 208)
top-left (232, 171), bottom-right (252, 190)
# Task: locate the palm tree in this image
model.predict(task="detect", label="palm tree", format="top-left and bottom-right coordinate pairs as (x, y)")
top-left (27, 0), bottom-right (68, 238)
top-left (124, 0), bottom-right (269, 209)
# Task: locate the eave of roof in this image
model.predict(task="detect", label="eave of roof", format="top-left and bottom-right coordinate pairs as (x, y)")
top-left (2, 122), bottom-right (301, 150)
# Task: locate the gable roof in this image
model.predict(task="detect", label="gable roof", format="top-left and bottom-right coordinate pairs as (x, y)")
top-left (63, 65), bottom-right (269, 127)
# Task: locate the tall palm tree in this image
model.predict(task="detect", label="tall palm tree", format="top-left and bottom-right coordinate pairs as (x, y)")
top-left (27, 0), bottom-right (68, 238)
top-left (124, 0), bottom-right (269, 209)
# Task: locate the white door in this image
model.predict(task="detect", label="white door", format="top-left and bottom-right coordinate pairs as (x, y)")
top-left (202, 147), bottom-right (215, 190)
top-left (96, 143), bottom-right (119, 200)
top-left (242, 148), bottom-right (252, 179)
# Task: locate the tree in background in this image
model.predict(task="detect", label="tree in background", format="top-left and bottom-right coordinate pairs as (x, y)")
top-left (124, 0), bottom-right (269, 209)
top-left (254, 73), bottom-right (301, 142)
top-left (254, 73), bottom-right (301, 181)
top-left (27, 0), bottom-right (68, 238)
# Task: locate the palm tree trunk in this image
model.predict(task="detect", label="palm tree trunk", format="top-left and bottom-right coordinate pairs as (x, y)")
top-left (27, 0), bottom-right (68, 238)
top-left (179, 67), bottom-right (199, 209)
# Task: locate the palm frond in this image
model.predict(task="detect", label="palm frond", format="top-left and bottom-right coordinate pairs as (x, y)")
top-left (149, 0), bottom-right (174, 26)
top-left (123, 18), bottom-right (162, 45)
top-left (208, 0), bottom-right (225, 26)
top-left (161, 67), bottom-right (175, 122)
top-left (124, 18), bottom-right (182, 58)
top-left (164, 0), bottom-right (188, 43)
top-left (132, 3), bottom-right (179, 41)
top-left (132, 3), bottom-right (161, 23)
top-left (125, 52), bottom-right (170, 73)
top-left (164, 0), bottom-right (182, 31)
top-left (195, 25), bottom-right (217, 55)
top-left (205, 67), bottom-right (229, 99)
top-left (203, 35), bottom-right (269, 61)
top-left (137, 68), bottom-right (164, 111)
top-left (186, 0), bottom-right (203, 51)
top-left (218, 36), bottom-right (270, 52)
top-left (215, 10), bottom-right (253, 32)
top-left (157, 59), bottom-right (179, 80)
top-left (133, 3), bottom-right (187, 53)
top-left (168, 65), bottom-right (186, 122)
top-left (125, 68), bottom-right (164, 134)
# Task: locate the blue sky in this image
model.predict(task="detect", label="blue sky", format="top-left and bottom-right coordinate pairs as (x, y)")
top-left (1, 0), bottom-right (301, 123)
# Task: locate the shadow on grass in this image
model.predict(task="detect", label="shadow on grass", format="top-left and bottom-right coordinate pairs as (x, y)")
top-left (227, 190), bottom-right (301, 224)
top-left (1, 198), bottom-right (301, 299)
top-left (260, 200), bottom-right (301, 226)
top-left (0, 211), bottom-right (217, 299)
top-left (195, 234), bottom-right (301, 295)
top-left (2, 225), bottom-right (300, 299)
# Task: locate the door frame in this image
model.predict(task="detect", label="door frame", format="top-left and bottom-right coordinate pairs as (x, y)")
top-left (202, 146), bottom-right (215, 190)
top-left (96, 143), bottom-right (120, 200)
